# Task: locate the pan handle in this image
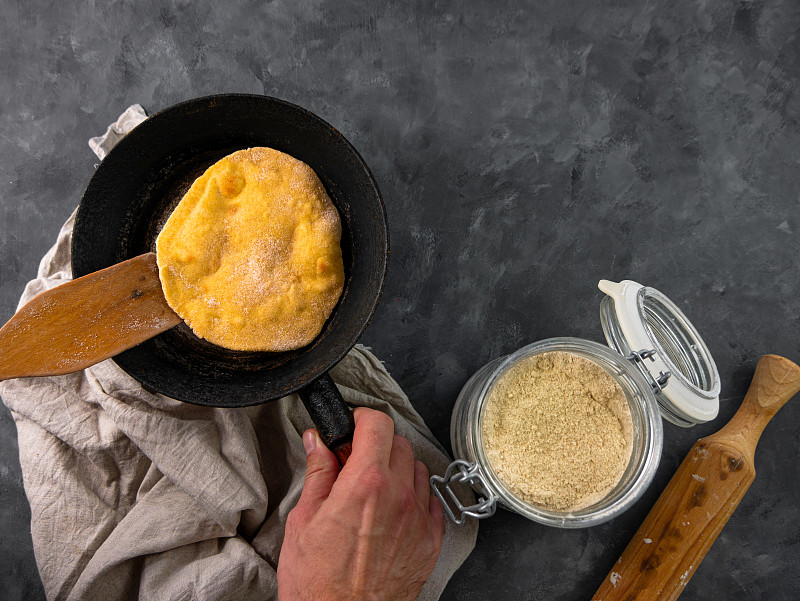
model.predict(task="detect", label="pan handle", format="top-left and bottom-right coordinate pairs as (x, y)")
top-left (298, 372), bottom-right (354, 466)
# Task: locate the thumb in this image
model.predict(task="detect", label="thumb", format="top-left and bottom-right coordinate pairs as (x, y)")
top-left (296, 429), bottom-right (341, 515)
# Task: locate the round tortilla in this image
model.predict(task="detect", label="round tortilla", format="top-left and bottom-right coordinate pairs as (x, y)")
top-left (155, 147), bottom-right (344, 351)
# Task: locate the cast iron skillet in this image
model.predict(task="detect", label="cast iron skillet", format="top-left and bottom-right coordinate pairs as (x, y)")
top-left (72, 94), bottom-right (389, 462)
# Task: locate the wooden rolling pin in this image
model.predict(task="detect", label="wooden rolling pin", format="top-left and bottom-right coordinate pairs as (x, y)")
top-left (592, 354), bottom-right (800, 601)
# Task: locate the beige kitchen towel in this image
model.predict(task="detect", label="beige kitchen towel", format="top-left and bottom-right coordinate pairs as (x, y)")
top-left (0, 107), bottom-right (477, 601)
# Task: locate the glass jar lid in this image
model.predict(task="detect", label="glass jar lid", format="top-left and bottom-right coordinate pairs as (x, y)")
top-left (598, 279), bottom-right (720, 427)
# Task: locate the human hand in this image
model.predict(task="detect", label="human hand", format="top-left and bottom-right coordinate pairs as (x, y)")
top-left (278, 407), bottom-right (445, 601)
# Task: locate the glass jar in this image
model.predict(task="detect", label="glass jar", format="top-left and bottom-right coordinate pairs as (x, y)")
top-left (431, 280), bottom-right (720, 528)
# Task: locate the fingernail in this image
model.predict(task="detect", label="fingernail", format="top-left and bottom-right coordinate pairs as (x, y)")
top-left (303, 430), bottom-right (317, 455)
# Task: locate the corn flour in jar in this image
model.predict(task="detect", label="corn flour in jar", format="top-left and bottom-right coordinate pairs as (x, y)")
top-left (433, 280), bottom-right (721, 529)
top-left (481, 351), bottom-right (633, 512)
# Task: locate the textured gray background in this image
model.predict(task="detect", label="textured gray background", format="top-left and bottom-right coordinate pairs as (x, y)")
top-left (2, 0), bottom-right (800, 599)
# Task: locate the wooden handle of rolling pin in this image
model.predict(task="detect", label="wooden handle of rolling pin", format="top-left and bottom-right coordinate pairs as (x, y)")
top-left (592, 354), bottom-right (800, 601)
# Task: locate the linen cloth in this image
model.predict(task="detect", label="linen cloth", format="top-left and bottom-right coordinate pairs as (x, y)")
top-left (1, 107), bottom-right (478, 601)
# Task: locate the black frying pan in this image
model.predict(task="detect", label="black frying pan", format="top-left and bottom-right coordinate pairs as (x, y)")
top-left (72, 94), bottom-right (389, 462)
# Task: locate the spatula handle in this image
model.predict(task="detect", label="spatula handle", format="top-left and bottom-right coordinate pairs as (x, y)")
top-left (591, 354), bottom-right (800, 601)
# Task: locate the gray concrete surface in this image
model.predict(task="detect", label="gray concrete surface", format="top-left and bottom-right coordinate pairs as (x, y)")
top-left (2, 0), bottom-right (799, 599)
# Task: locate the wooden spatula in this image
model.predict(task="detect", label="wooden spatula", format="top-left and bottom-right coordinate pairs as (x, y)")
top-left (592, 354), bottom-right (800, 601)
top-left (0, 253), bottom-right (181, 380)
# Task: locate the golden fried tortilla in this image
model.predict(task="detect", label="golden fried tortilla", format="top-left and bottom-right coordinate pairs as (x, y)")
top-left (155, 147), bottom-right (344, 351)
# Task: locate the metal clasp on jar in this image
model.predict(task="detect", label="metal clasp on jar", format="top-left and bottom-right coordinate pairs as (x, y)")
top-left (430, 459), bottom-right (499, 524)
top-left (625, 348), bottom-right (671, 393)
